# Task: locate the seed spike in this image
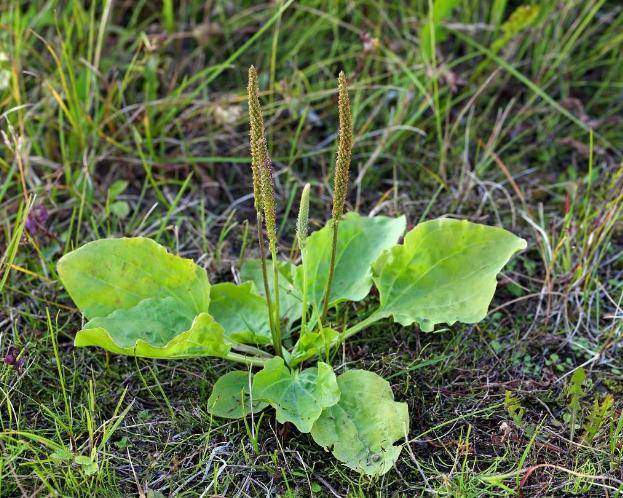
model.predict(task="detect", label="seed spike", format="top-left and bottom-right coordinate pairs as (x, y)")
top-left (322, 71), bottom-right (352, 323)
top-left (331, 71), bottom-right (353, 222)
top-left (260, 151), bottom-right (278, 252)
top-left (247, 66), bottom-right (282, 357)
top-left (258, 148), bottom-right (282, 356)
top-left (248, 65), bottom-right (268, 212)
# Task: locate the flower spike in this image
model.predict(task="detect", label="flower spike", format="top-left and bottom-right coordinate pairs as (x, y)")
top-left (331, 71), bottom-right (353, 222)
top-left (248, 65), bottom-right (268, 212)
top-left (322, 71), bottom-right (352, 321)
top-left (260, 151), bottom-right (278, 252)
top-left (247, 66), bottom-right (282, 357)
top-left (296, 183), bottom-right (311, 250)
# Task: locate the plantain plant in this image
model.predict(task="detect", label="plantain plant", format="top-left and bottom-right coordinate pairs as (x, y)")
top-left (57, 67), bottom-right (526, 476)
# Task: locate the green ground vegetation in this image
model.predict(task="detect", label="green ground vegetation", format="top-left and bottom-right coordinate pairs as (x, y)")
top-left (1, 1), bottom-right (622, 496)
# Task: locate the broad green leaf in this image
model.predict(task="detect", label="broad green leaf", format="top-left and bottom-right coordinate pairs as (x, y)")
top-left (209, 282), bottom-right (272, 345)
top-left (58, 237), bottom-right (210, 319)
top-left (311, 369), bottom-right (409, 476)
top-left (240, 259), bottom-right (301, 330)
top-left (252, 357), bottom-right (340, 433)
top-left (75, 297), bottom-right (230, 358)
top-left (207, 370), bottom-right (267, 419)
top-left (290, 328), bottom-right (339, 367)
top-left (296, 212), bottom-right (405, 317)
top-left (372, 218), bottom-right (526, 331)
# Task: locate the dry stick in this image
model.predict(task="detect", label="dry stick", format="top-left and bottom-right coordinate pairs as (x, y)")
top-left (321, 71), bottom-right (352, 323)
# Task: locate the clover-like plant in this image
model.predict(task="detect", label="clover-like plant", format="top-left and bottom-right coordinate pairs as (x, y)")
top-left (57, 68), bottom-right (526, 476)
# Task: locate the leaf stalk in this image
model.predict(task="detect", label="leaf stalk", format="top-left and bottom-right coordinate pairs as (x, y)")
top-left (339, 310), bottom-right (385, 344)
top-left (225, 352), bottom-right (269, 367)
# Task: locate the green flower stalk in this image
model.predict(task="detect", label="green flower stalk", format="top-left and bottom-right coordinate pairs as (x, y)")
top-left (259, 152), bottom-right (283, 357)
top-left (321, 71), bottom-right (352, 321)
top-left (248, 66), bottom-right (282, 357)
top-left (297, 183), bottom-right (311, 334)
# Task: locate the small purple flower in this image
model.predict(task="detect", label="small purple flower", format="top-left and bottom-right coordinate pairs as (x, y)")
top-left (3, 346), bottom-right (26, 370)
top-left (3, 349), bottom-right (16, 365)
top-left (25, 204), bottom-right (49, 234)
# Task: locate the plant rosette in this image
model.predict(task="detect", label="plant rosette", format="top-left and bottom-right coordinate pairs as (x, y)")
top-left (57, 69), bottom-right (526, 476)
top-left (58, 213), bottom-right (525, 475)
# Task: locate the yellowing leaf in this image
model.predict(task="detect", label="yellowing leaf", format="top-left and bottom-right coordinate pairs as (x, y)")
top-left (311, 369), bottom-right (409, 476)
top-left (372, 218), bottom-right (526, 331)
top-left (75, 297), bottom-right (230, 359)
top-left (252, 357), bottom-right (339, 433)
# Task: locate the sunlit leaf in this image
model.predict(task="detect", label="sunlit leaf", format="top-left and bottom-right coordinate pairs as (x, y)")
top-left (491, 4), bottom-right (541, 54)
top-left (372, 218), bottom-right (526, 331)
top-left (75, 297), bottom-right (230, 359)
top-left (296, 212), bottom-right (405, 318)
top-left (74, 455), bottom-right (98, 475)
top-left (253, 357), bottom-right (340, 433)
top-left (58, 237), bottom-right (210, 319)
top-left (311, 369), bottom-right (409, 476)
